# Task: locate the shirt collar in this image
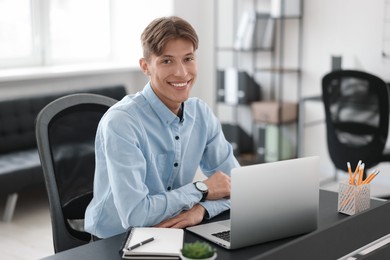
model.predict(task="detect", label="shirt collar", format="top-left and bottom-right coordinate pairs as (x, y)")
top-left (142, 82), bottom-right (185, 125)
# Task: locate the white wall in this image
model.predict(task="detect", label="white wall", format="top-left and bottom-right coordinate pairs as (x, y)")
top-left (302, 0), bottom-right (390, 98)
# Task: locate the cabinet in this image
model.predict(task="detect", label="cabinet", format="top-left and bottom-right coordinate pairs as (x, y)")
top-left (214, 0), bottom-right (303, 164)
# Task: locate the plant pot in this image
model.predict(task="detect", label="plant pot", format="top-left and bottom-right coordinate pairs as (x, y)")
top-left (179, 252), bottom-right (217, 260)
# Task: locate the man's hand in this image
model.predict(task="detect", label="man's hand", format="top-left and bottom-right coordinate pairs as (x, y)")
top-left (154, 204), bottom-right (206, 228)
top-left (203, 171), bottom-right (231, 200)
top-left (154, 171), bottom-right (230, 228)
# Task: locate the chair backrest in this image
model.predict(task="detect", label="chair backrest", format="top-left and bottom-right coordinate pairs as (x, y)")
top-left (35, 93), bottom-right (118, 253)
top-left (322, 70), bottom-right (389, 171)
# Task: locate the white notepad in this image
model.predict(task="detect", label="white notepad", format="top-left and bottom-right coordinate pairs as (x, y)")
top-left (121, 227), bottom-right (184, 259)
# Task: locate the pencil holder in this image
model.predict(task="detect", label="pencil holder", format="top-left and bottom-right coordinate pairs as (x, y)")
top-left (338, 181), bottom-right (370, 215)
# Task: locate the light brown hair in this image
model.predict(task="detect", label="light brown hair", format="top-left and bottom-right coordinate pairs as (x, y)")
top-left (141, 16), bottom-right (199, 60)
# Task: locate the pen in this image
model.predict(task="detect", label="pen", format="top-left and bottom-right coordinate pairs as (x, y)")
top-left (128, 237), bottom-right (155, 250)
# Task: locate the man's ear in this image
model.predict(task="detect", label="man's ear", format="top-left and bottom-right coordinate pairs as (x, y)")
top-left (139, 58), bottom-right (150, 76)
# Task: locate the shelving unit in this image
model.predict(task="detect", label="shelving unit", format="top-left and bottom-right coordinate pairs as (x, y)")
top-left (214, 0), bottom-right (303, 164)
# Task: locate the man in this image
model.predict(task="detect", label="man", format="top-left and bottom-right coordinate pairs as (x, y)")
top-left (85, 16), bottom-right (239, 239)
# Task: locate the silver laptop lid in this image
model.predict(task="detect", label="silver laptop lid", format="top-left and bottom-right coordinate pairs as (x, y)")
top-left (230, 156), bottom-right (320, 249)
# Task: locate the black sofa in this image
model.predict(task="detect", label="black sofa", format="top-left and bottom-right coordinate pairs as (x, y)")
top-left (0, 85), bottom-right (127, 221)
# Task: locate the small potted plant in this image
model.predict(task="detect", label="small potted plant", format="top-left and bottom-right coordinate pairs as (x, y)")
top-left (180, 241), bottom-right (217, 260)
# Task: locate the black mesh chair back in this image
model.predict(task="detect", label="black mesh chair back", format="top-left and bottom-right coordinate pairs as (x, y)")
top-left (35, 93), bottom-right (118, 253)
top-left (322, 70), bottom-right (390, 173)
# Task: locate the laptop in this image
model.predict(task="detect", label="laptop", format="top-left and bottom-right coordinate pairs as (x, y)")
top-left (186, 156), bottom-right (320, 249)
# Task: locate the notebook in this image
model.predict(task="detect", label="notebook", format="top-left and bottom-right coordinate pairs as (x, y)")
top-left (121, 227), bottom-right (183, 259)
top-left (186, 156), bottom-right (320, 250)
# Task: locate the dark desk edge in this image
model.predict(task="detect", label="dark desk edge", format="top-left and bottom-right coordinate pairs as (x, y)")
top-left (252, 198), bottom-right (390, 260)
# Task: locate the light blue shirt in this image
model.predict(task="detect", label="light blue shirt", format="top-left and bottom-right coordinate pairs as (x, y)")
top-left (84, 82), bottom-right (239, 238)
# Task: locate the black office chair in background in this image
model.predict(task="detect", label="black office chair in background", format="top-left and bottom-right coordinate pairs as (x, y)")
top-left (322, 70), bottom-right (390, 180)
top-left (35, 93), bottom-right (118, 253)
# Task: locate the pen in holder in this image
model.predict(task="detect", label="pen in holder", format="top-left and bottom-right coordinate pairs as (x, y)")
top-left (338, 161), bottom-right (379, 216)
top-left (338, 181), bottom-right (370, 215)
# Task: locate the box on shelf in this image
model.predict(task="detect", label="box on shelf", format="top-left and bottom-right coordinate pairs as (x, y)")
top-left (251, 101), bottom-right (297, 124)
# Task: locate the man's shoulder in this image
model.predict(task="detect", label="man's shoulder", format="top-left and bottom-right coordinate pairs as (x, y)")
top-left (186, 97), bottom-right (213, 115)
top-left (98, 95), bottom-right (144, 125)
top-left (110, 93), bottom-right (146, 111)
top-left (186, 97), bottom-right (210, 109)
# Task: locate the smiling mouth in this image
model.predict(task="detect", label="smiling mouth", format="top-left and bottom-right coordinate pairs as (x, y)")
top-left (169, 81), bottom-right (190, 88)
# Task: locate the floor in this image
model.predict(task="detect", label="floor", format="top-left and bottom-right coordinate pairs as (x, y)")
top-left (0, 172), bottom-right (389, 260)
top-left (0, 187), bottom-right (53, 260)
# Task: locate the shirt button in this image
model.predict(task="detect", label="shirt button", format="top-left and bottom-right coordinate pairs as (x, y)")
top-left (174, 162), bottom-right (179, 167)
top-left (175, 136), bottom-right (179, 140)
top-left (167, 186), bottom-right (171, 191)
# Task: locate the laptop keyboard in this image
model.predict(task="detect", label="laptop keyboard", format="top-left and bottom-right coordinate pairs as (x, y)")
top-left (211, 230), bottom-right (230, 242)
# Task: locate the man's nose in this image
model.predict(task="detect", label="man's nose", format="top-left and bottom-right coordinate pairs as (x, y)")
top-left (174, 62), bottom-right (188, 76)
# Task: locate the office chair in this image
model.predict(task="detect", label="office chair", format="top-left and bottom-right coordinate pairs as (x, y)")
top-left (322, 70), bottom-right (390, 180)
top-left (35, 93), bottom-right (118, 253)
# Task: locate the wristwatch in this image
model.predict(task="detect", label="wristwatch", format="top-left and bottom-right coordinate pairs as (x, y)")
top-left (194, 181), bottom-right (208, 202)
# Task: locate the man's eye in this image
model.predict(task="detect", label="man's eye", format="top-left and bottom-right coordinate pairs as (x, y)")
top-left (185, 57), bottom-right (194, 62)
top-left (162, 59), bottom-right (171, 64)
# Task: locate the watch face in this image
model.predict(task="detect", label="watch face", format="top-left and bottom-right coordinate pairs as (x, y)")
top-left (196, 182), bottom-right (208, 191)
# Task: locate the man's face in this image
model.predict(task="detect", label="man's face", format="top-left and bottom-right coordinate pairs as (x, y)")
top-left (140, 38), bottom-right (197, 113)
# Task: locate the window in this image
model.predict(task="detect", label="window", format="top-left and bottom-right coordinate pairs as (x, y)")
top-left (0, 0), bottom-right (173, 69)
top-left (48, 0), bottom-right (111, 64)
top-left (0, 0), bottom-right (38, 67)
